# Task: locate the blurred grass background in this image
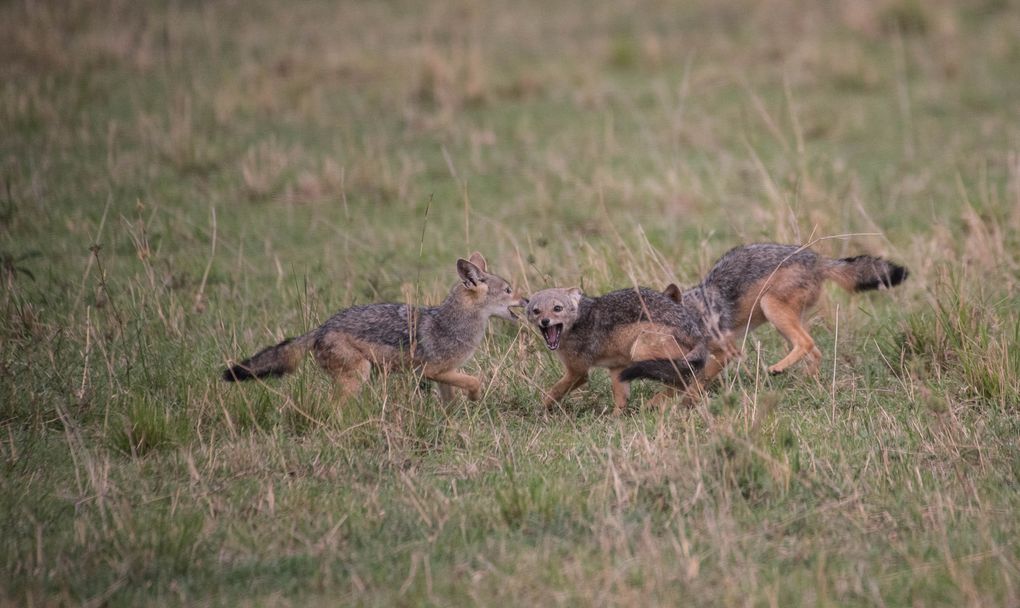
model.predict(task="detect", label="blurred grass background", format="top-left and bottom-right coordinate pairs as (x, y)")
top-left (2, 0), bottom-right (1019, 605)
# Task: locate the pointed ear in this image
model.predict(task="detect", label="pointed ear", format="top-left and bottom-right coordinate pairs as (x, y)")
top-left (467, 251), bottom-right (487, 272)
top-left (567, 287), bottom-right (583, 305)
top-left (663, 283), bottom-right (682, 303)
top-left (457, 258), bottom-right (483, 288)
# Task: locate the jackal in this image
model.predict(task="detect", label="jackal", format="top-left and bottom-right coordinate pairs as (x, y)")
top-left (223, 252), bottom-right (523, 402)
top-left (524, 286), bottom-right (717, 415)
top-left (622, 243), bottom-right (908, 386)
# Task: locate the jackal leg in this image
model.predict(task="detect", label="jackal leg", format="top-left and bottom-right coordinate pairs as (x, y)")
top-left (684, 336), bottom-right (737, 398)
top-left (647, 386), bottom-right (681, 411)
top-left (707, 331), bottom-right (740, 381)
top-left (426, 367), bottom-right (481, 401)
top-left (608, 367), bottom-right (632, 416)
top-left (326, 358), bottom-right (371, 400)
top-left (427, 369), bottom-right (483, 401)
top-left (647, 376), bottom-right (710, 411)
top-left (701, 356), bottom-right (725, 383)
top-left (542, 368), bottom-right (589, 409)
top-left (760, 294), bottom-right (822, 375)
top-left (314, 335), bottom-right (373, 400)
top-left (437, 383), bottom-right (456, 403)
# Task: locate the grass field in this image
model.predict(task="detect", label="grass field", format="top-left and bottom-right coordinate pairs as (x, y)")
top-left (3, 0), bottom-right (1020, 605)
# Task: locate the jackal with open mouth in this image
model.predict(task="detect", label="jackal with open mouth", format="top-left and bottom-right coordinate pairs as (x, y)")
top-left (524, 286), bottom-right (722, 415)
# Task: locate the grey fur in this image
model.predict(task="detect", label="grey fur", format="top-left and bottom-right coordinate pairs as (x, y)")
top-left (527, 287), bottom-right (710, 364)
top-left (621, 242), bottom-right (908, 385)
top-left (311, 293), bottom-right (491, 365)
top-left (687, 243), bottom-right (907, 333)
top-left (223, 255), bottom-right (521, 389)
top-left (696, 243), bottom-right (819, 329)
top-left (574, 288), bottom-right (708, 362)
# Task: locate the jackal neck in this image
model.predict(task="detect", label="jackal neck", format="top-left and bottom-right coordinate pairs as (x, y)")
top-left (430, 289), bottom-right (488, 341)
top-left (575, 296), bottom-right (596, 321)
top-left (564, 296), bottom-right (597, 334)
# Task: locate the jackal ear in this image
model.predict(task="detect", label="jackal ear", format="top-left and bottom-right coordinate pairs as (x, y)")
top-left (457, 258), bottom-right (484, 288)
top-left (663, 283), bottom-right (682, 303)
top-left (566, 287), bottom-right (583, 305)
top-left (467, 251), bottom-right (487, 272)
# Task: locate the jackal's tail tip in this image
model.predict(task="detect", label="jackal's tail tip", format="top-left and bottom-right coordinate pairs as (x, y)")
top-left (221, 336), bottom-right (308, 382)
top-left (837, 255), bottom-right (909, 292)
top-left (222, 364), bottom-right (253, 382)
top-left (887, 263), bottom-right (909, 287)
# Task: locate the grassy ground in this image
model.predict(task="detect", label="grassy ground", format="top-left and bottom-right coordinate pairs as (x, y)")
top-left (3, 0), bottom-right (1020, 605)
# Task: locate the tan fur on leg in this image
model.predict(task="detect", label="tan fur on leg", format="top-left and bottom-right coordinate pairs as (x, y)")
top-left (760, 294), bottom-right (817, 375)
top-left (427, 368), bottom-right (483, 401)
top-left (609, 367), bottom-right (631, 416)
top-left (543, 369), bottom-right (589, 409)
top-left (647, 387), bottom-right (680, 411)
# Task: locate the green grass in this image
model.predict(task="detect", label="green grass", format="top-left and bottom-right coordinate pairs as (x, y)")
top-left (3, 0), bottom-right (1020, 605)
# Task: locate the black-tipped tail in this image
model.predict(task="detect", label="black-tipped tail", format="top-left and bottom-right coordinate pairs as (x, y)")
top-left (828, 255), bottom-right (909, 292)
top-left (620, 356), bottom-right (705, 388)
top-left (222, 360), bottom-right (288, 382)
top-left (222, 335), bottom-right (311, 382)
top-left (223, 364), bottom-right (254, 382)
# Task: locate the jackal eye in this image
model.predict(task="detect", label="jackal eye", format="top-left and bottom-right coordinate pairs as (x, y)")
top-left (531, 307), bottom-right (541, 315)
top-left (505, 286), bottom-right (511, 294)
top-left (553, 305), bottom-right (563, 313)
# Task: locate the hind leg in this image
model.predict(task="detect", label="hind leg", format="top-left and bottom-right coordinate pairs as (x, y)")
top-left (335, 358), bottom-right (371, 398)
top-left (608, 367), bottom-right (632, 416)
top-left (759, 294), bottom-right (822, 375)
top-left (314, 336), bottom-right (372, 400)
top-left (319, 357), bottom-right (370, 401)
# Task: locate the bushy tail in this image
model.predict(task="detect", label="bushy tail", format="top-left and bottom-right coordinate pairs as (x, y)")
top-left (619, 355), bottom-right (705, 388)
top-left (824, 255), bottom-right (909, 293)
top-left (222, 332), bottom-right (315, 382)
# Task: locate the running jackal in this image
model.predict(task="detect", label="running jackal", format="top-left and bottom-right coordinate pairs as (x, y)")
top-left (223, 252), bottom-right (524, 402)
top-left (622, 243), bottom-right (908, 386)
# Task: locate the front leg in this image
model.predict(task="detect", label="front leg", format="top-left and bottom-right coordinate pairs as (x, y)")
top-left (608, 367), bottom-right (631, 416)
top-left (542, 368), bottom-right (589, 409)
top-left (706, 331), bottom-right (740, 382)
top-left (427, 369), bottom-right (483, 401)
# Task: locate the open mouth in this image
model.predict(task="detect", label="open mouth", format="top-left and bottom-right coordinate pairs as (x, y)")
top-left (541, 323), bottom-right (564, 350)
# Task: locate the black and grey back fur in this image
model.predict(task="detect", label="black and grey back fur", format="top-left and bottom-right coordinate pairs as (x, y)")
top-left (622, 242), bottom-right (909, 385)
top-left (563, 287), bottom-right (709, 365)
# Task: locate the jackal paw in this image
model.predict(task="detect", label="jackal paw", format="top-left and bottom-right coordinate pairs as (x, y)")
top-left (466, 386), bottom-right (482, 401)
top-left (767, 365), bottom-right (786, 376)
